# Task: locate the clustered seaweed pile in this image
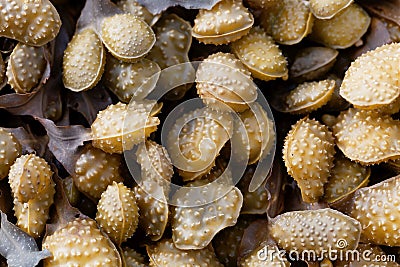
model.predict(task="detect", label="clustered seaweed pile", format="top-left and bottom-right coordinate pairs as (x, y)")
top-left (0, 0), bottom-right (399, 266)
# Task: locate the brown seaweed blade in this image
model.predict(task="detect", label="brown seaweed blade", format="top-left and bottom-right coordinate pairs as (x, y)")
top-left (283, 117), bottom-right (335, 203)
top-left (171, 182), bottom-right (243, 250)
top-left (0, 0), bottom-right (61, 46)
top-left (42, 174), bottom-right (122, 266)
top-left (146, 14), bottom-right (194, 100)
top-left (310, 4), bottom-right (371, 49)
top-left (193, 0), bottom-right (254, 45)
top-left (332, 108), bottom-right (400, 165)
top-left (260, 0), bottom-right (313, 45)
top-left (134, 179), bottom-right (169, 241)
top-left (0, 128), bottom-right (21, 180)
top-left (96, 182), bottom-right (139, 245)
top-left (350, 175), bottom-right (400, 246)
top-left (276, 79), bottom-right (336, 115)
top-left (323, 154), bottom-right (370, 203)
top-left (231, 26), bottom-right (288, 81)
top-left (63, 28), bottom-right (106, 92)
top-left (6, 44), bottom-right (49, 94)
top-left (340, 43), bottom-right (400, 110)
